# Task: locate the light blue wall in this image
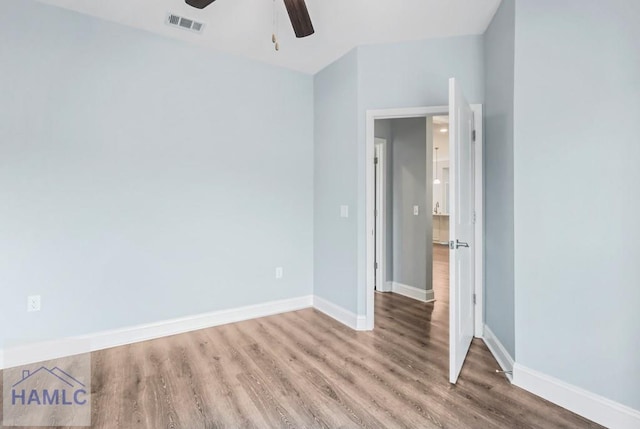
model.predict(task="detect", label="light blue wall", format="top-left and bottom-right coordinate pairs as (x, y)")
top-left (358, 37), bottom-right (485, 111)
top-left (514, 0), bottom-right (640, 410)
top-left (483, 0), bottom-right (515, 358)
top-left (314, 36), bottom-right (484, 315)
top-left (313, 49), bottom-right (359, 311)
top-left (0, 0), bottom-right (314, 346)
top-left (390, 118), bottom-right (431, 291)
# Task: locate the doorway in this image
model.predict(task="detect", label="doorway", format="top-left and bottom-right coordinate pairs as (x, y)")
top-left (373, 117), bottom-right (434, 301)
top-left (431, 115), bottom-right (452, 323)
top-left (365, 95), bottom-right (484, 383)
top-left (432, 115), bottom-right (450, 246)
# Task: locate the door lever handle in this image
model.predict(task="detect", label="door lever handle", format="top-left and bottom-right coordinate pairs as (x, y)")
top-left (450, 240), bottom-right (470, 249)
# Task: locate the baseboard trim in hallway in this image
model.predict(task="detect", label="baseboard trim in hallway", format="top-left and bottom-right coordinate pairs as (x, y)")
top-left (390, 281), bottom-right (435, 303)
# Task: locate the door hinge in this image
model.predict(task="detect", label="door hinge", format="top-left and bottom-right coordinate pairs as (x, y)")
top-left (375, 262), bottom-right (378, 269)
top-left (472, 129), bottom-right (476, 142)
top-left (473, 294), bottom-right (476, 305)
top-left (473, 211), bottom-right (476, 224)
top-left (374, 157), bottom-right (379, 164)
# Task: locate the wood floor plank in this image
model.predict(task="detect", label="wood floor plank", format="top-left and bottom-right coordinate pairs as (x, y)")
top-left (257, 315), bottom-right (406, 428)
top-left (288, 310), bottom-right (522, 429)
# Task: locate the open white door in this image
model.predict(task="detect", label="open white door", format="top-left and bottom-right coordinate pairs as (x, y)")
top-left (448, 78), bottom-right (475, 384)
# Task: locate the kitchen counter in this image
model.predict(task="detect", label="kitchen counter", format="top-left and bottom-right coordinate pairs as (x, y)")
top-left (433, 213), bottom-right (450, 243)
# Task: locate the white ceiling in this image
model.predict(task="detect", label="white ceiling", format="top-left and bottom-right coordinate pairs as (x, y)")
top-left (37, 0), bottom-right (501, 74)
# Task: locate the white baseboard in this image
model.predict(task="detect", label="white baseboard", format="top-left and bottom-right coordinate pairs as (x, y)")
top-left (482, 324), bottom-right (514, 382)
top-left (391, 282), bottom-right (435, 303)
top-left (313, 296), bottom-right (367, 331)
top-left (425, 289), bottom-right (435, 302)
top-left (378, 280), bottom-right (393, 293)
top-left (1, 294), bottom-right (373, 369)
top-left (0, 295), bottom-right (314, 370)
top-left (514, 364), bottom-right (640, 429)
top-left (373, 281), bottom-right (394, 293)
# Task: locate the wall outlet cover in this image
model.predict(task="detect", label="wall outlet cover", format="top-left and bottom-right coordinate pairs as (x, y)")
top-left (27, 295), bottom-right (41, 312)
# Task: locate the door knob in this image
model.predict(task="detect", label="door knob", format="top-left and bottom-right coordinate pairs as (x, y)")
top-left (450, 240), bottom-right (470, 249)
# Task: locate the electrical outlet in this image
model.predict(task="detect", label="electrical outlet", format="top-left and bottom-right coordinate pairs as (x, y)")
top-left (27, 295), bottom-right (41, 312)
top-left (275, 267), bottom-right (284, 279)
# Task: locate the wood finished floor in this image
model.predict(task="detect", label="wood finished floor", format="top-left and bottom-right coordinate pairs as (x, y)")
top-left (1, 245), bottom-right (601, 428)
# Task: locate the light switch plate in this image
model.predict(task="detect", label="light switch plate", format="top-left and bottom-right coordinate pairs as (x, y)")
top-left (340, 205), bottom-right (349, 218)
top-left (413, 205), bottom-right (420, 216)
top-left (275, 267), bottom-right (284, 279)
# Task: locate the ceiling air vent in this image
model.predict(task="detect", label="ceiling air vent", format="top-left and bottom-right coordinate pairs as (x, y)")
top-left (166, 13), bottom-right (205, 34)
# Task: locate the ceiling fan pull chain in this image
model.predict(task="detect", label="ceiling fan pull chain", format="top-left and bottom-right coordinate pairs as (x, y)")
top-left (272, 0), bottom-right (280, 51)
top-left (272, 0), bottom-right (276, 43)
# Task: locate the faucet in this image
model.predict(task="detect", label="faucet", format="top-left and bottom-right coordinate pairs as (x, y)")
top-left (434, 202), bottom-right (440, 214)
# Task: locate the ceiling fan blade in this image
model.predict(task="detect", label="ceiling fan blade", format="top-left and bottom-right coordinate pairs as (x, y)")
top-left (283, 0), bottom-right (315, 38)
top-left (185, 0), bottom-right (217, 9)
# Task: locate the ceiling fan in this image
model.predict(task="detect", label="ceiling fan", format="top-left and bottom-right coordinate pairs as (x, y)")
top-left (185, 0), bottom-right (315, 38)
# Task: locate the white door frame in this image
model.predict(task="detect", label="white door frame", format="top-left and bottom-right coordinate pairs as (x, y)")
top-left (365, 106), bottom-right (484, 337)
top-left (374, 138), bottom-right (390, 292)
